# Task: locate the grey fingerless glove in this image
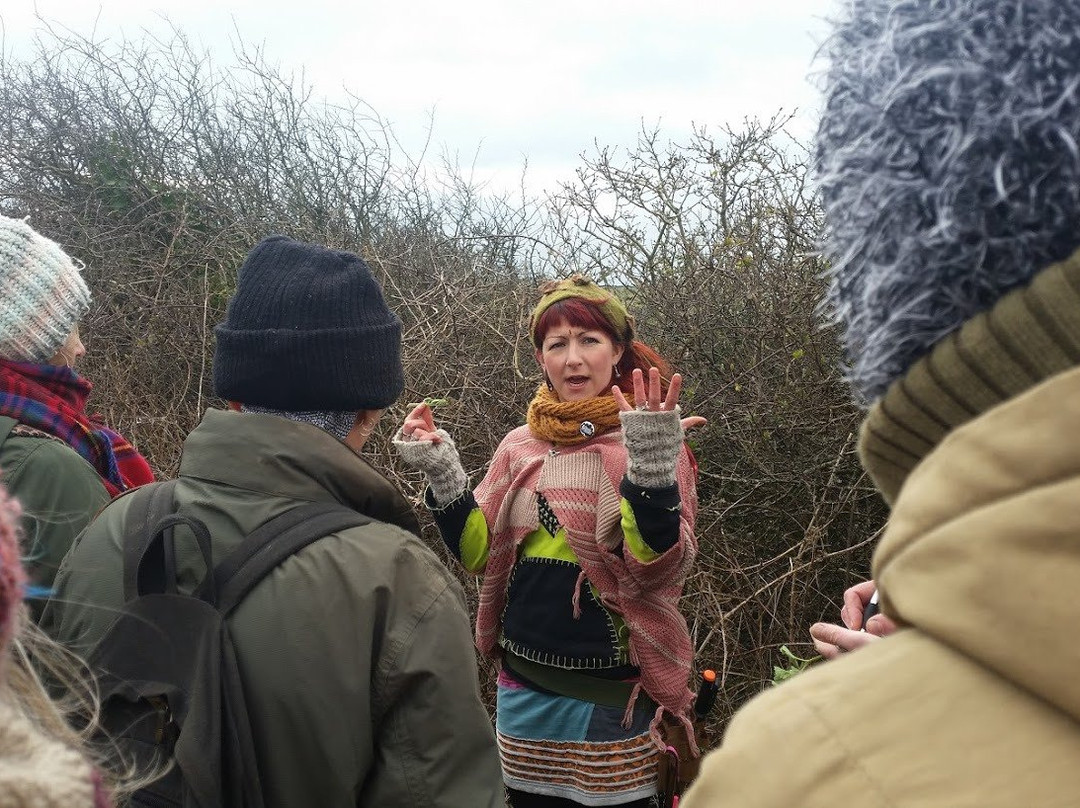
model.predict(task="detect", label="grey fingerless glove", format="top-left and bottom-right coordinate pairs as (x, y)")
top-left (392, 428), bottom-right (469, 507)
top-left (619, 406), bottom-right (685, 488)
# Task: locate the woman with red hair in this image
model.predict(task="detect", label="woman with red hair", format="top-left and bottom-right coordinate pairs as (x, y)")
top-left (396, 275), bottom-right (704, 807)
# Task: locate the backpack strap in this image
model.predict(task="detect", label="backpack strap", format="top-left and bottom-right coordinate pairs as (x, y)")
top-left (136, 512), bottom-right (215, 602)
top-left (215, 502), bottom-right (373, 615)
top-left (121, 480), bottom-right (181, 602)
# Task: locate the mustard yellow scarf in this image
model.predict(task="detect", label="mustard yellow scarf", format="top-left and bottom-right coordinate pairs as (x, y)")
top-left (525, 384), bottom-right (635, 446)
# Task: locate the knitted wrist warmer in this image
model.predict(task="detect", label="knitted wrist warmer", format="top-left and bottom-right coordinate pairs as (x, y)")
top-left (392, 428), bottom-right (469, 506)
top-left (619, 406), bottom-right (684, 488)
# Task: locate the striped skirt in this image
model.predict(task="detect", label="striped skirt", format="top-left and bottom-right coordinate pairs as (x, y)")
top-left (496, 670), bottom-right (659, 806)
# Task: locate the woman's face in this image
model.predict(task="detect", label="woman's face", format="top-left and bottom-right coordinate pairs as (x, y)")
top-left (49, 325), bottom-right (86, 368)
top-left (537, 318), bottom-right (624, 402)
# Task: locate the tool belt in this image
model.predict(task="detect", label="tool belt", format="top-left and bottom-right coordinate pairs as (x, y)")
top-left (656, 713), bottom-right (709, 806)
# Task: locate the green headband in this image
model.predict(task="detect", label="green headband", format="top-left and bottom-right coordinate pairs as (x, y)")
top-left (529, 274), bottom-right (635, 346)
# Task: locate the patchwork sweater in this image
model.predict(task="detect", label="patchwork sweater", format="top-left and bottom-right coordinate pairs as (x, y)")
top-left (430, 425), bottom-right (699, 726)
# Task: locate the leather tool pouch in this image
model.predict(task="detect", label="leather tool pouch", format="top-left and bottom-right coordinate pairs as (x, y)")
top-left (656, 714), bottom-right (709, 807)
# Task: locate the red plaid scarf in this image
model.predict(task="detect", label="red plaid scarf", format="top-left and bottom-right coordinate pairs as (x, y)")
top-left (0, 359), bottom-right (154, 496)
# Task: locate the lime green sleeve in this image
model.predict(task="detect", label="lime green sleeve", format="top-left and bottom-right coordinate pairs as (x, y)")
top-left (427, 489), bottom-right (491, 573)
top-left (621, 498), bottom-right (662, 563)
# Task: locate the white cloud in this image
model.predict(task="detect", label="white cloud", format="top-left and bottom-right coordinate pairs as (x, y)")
top-left (1, 0), bottom-right (836, 195)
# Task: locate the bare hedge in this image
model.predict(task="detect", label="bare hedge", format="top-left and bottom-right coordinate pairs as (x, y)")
top-left (0, 26), bottom-right (887, 732)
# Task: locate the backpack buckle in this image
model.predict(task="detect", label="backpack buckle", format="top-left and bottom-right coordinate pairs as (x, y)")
top-left (147, 695), bottom-right (180, 751)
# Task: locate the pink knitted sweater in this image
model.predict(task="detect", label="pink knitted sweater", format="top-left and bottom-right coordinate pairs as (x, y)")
top-left (474, 424), bottom-right (699, 734)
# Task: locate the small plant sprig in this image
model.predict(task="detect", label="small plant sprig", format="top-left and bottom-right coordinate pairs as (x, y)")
top-left (771, 645), bottom-right (822, 686)
top-left (406, 397), bottom-right (450, 409)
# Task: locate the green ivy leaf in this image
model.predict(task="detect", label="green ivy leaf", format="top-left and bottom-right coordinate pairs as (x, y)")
top-left (771, 645), bottom-right (823, 686)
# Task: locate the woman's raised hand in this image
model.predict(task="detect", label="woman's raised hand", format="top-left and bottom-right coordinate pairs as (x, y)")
top-left (612, 368), bottom-right (706, 432)
top-left (402, 402), bottom-right (442, 444)
top-left (394, 401), bottom-right (469, 506)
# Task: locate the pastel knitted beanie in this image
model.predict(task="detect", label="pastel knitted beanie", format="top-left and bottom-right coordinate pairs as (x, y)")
top-left (529, 274), bottom-right (635, 347)
top-left (816, 0), bottom-right (1080, 404)
top-left (0, 216), bottom-right (91, 363)
top-left (214, 235), bottom-right (404, 410)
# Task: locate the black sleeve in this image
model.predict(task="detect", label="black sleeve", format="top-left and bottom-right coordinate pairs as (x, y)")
top-left (425, 488), bottom-right (480, 563)
top-left (620, 476), bottom-right (682, 554)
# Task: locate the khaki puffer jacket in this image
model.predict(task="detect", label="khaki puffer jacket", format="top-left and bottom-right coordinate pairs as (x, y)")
top-left (683, 366), bottom-right (1080, 807)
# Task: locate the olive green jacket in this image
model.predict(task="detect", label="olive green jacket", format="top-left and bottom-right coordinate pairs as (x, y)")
top-left (43, 409), bottom-right (503, 808)
top-left (683, 366), bottom-right (1080, 807)
top-left (0, 416), bottom-right (109, 606)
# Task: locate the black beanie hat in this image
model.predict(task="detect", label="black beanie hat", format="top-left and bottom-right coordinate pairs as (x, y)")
top-left (213, 236), bottom-right (404, 410)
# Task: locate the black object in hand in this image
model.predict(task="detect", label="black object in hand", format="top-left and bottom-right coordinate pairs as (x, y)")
top-left (861, 590), bottom-right (880, 627)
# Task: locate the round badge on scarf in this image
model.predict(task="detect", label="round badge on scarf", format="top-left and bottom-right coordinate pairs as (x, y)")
top-left (579, 420), bottom-right (596, 438)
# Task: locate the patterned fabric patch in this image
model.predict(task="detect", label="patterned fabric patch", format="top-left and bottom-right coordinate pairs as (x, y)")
top-left (537, 492), bottom-right (562, 537)
top-left (499, 729), bottom-right (658, 805)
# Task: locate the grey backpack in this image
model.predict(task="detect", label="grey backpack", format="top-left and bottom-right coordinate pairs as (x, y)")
top-left (87, 480), bottom-right (371, 808)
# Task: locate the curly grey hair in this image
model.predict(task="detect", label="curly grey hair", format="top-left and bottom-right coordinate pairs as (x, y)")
top-left (816, 0), bottom-right (1080, 403)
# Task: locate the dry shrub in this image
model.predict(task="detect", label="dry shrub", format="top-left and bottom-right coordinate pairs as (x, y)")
top-left (541, 117), bottom-right (888, 724)
top-left (0, 25), bottom-right (887, 734)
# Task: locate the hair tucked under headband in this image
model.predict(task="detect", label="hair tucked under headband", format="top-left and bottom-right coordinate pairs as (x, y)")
top-left (528, 274), bottom-right (635, 348)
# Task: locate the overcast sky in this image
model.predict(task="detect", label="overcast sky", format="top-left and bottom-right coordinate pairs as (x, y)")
top-left (2, 0), bottom-right (836, 196)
